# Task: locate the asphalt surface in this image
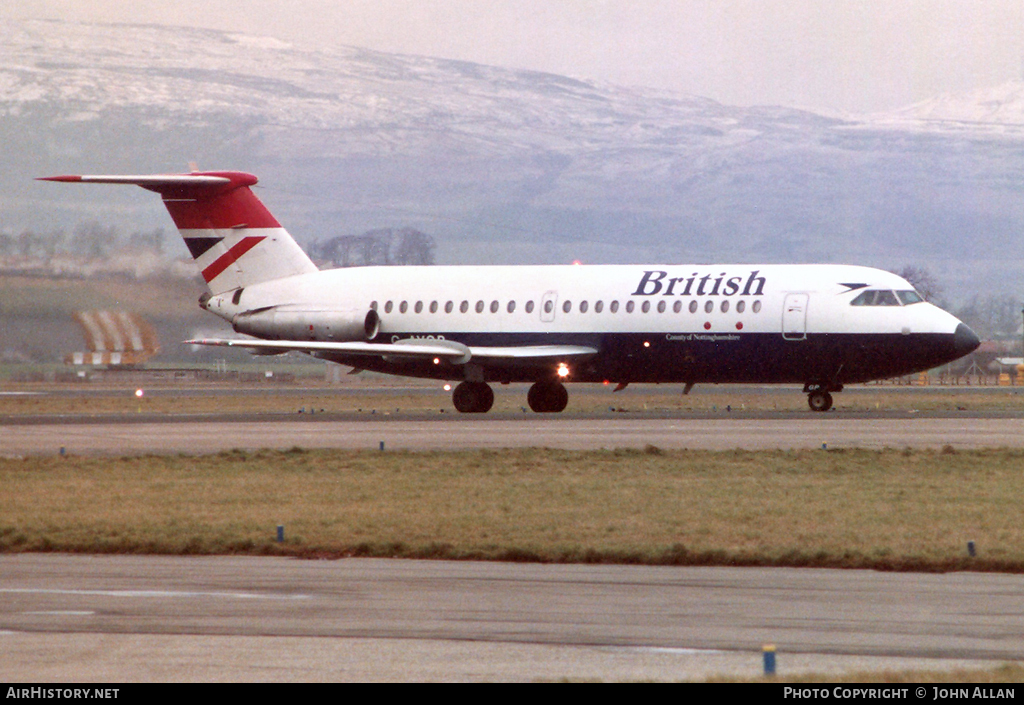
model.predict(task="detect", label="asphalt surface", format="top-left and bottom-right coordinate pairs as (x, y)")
top-left (0, 555), bottom-right (1011, 682)
top-left (4, 415), bottom-right (1024, 455)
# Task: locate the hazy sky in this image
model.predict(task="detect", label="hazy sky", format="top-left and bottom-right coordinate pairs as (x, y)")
top-left (5, 0), bottom-right (1024, 114)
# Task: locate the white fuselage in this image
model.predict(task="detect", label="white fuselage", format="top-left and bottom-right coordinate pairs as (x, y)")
top-left (201, 262), bottom-right (973, 387)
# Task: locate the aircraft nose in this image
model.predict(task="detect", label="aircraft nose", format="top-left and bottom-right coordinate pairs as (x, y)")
top-left (953, 322), bottom-right (981, 358)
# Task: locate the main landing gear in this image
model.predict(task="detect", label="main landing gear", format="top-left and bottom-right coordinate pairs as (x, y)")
top-left (452, 381), bottom-right (494, 413)
top-left (450, 380), bottom-right (570, 413)
top-left (527, 380), bottom-right (568, 413)
top-left (804, 383), bottom-right (841, 412)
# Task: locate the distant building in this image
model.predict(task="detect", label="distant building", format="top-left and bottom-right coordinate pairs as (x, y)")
top-left (64, 310), bottom-right (160, 367)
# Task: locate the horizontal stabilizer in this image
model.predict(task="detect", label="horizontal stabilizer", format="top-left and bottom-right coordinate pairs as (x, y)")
top-left (39, 174), bottom-right (233, 189)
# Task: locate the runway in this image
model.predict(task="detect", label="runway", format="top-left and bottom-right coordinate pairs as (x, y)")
top-left (4, 406), bottom-right (1024, 680)
top-left (0, 555), bottom-right (1013, 682)
top-left (4, 414), bottom-right (1024, 455)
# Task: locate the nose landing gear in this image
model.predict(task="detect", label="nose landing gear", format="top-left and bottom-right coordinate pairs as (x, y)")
top-left (807, 389), bottom-right (833, 412)
top-left (804, 383), bottom-right (841, 412)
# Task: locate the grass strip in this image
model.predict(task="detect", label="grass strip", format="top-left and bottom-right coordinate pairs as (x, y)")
top-left (2, 446), bottom-right (1023, 571)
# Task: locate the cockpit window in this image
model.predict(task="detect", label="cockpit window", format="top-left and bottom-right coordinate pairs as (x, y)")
top-left (875, 290), bottom-right (899, 306)
top-left (896, 290), bottom-right (923, 305)
top-left (850, 289), bottom-right (906, 306)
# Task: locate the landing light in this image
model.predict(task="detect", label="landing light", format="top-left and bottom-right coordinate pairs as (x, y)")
top-left (443, 384), bottom-right (452, 391)
top-left (433, 357), bottom-right (440, 365)
top-left (643, 341), bottom-right (650, 348)
top-left (557, 363), bottom-right (570, 378)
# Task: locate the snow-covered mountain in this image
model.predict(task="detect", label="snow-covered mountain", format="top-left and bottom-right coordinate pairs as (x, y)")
top-left (890, 81), bottom-right (1024, 128)
top-left (3, 19), bottom-right (1024, 298)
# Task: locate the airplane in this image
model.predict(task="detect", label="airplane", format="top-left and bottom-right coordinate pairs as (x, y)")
top-left (39, 170), bottom-right (980, 413)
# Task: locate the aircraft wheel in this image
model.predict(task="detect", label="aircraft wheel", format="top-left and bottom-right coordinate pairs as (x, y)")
top-left (527, 381), bottom-right (569, 413)
top-left (453, 381), bottom-right (494, 413)
top-left (808, 390), bottom-right (833, 412)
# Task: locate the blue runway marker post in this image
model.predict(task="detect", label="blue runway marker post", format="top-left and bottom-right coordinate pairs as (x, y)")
top-left (379, 440), bottom-right (385, 451)
top-left (277, 525), bottom-right (284, 543)
top-left (763, 644), bottom-right (776, 676)
top-left (968, 540), bottom-right (976, 557)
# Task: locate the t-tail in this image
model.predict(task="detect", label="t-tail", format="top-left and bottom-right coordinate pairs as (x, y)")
top-left (38, 171), bottom-right (318, 295)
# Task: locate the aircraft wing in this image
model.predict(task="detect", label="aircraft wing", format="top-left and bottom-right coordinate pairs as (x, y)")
top-left (186, 337), bottom-right (598, 365)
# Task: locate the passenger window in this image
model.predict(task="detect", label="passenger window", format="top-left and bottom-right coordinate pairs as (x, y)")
top-left (476, 300), bottom-right (485, 313)
top-left (657, 301), bottom-right (666, 313)
top-left (595, 301), bottom-right (604, 313)
top-left (579, 300), bottom-right (589, 313)
top-left (720, 301), bottom-right (730, 313)
top-left (563, 300), bottom-right (572, 313)
top-left (610, 301), bottom-right (619, 313)
top-left (490, 300), bottom-right (499, 313)
top-left (414, 301), bottom-right (423, 314)
top-left (460, 301), bottom-right (469, 313)
top-left (626, 301), bottom-right (635, 313)
top-left (385, 301), bottom-right (394, 314)
top-left (673, 301), bottom-right (682, 313)
top-left (689, 300), bottom-right (698, 313)
top-left (704, 300), bottom-right (714, 313)
top-left (641, 301), bottom-right (650, 313)
top-left (429, 301), bottom-right (438, 313)
top-left (526, 301), bottom-right (535, 314)
top-left (507, 300), bottom-right (516, 313)
top-left (544, 300), bottom-right (554, 314)
top-left (400, 301), bottom-right (408, 313)
top-left (736, 300), bottom-right (746, 313)
top-left (753, 301), bottom-right (762, 313)
top-left (370, 300), bottom-right (377, 311)
top-left (445, 301), bottom-right (454, 313)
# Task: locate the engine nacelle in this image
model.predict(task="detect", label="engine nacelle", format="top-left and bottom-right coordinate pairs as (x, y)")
top-left (233, 306), bottom-right (380, 342)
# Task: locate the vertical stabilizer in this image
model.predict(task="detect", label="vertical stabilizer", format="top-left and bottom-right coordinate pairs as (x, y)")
top-left (39, 171), bottom-right (318, 294)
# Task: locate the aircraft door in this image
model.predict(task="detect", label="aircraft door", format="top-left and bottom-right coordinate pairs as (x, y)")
top-left (540, 290), bottom-right (558, 323)
top-left (782, 293), bottom-right (808, 340)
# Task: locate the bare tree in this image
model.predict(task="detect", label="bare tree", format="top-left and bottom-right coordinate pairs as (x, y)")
top-left (954, 294), bottom-right (1022, 340)
top-left (309, 227), bottom-right (436, 268)
top-left (73, 220), bottom-right (121, 258)
top-left (893, 265), bottom-right (943, 304)
top-left (393, 227), bottom-right (436, 265)
top-left (127, 227), bottom-right (165, 254)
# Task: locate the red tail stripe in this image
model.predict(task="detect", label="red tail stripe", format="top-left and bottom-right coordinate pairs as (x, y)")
top-left (201, 236), bottom-right (266, 282)
top-left (163, 186), bottom-right (280, 230)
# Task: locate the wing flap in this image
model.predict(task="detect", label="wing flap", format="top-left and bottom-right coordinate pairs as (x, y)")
top-left (468, 345), bottom-right (598, 360)
top-left (185, 337), bottom-right (598, 363)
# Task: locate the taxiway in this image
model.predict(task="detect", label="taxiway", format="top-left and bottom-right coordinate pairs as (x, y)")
top-left (3, 415), bottom-right (1024, 456)
top-left (0, 555), bottom-right (1012, 682)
